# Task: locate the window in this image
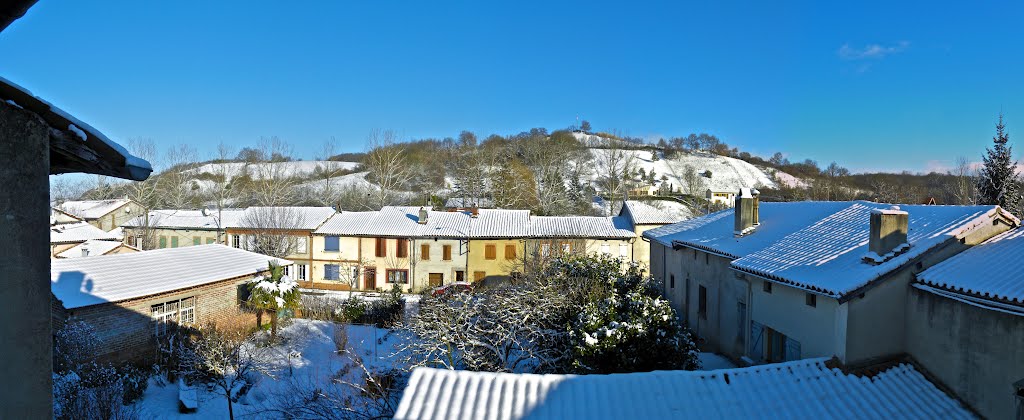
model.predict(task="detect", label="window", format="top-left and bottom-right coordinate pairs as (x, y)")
top-left (325, 236), bottom-right (340, 252)
top-left (504, 244), bottom-right (517, 260)
top-left (282, 265), bottom-right (290, 277)
top-left (541, 243), bottom-right (551, 257)
top-left (485, 244), bottom-right (496, 260)
top-left (442, 244), bottom-right (452, 261)
top-left (171, 237), bottom-right (179, 248)
top-left (152, 297), bottom-right (194, 337)
top-left (698, 285), bottom-right (708, 320)
top-left (561, 243), bottom-right (571, 253)
top-left (159, 236), bottom-right (167, 248)
top-left (396, 239), bottom-right (408, 258)
top-left (619, 243), bottom-right (629, 258)
top-left (375, 238), bottom-right (387, 257)
top-left (763, 280), bottom-right (773, 294)
top-left (325, 264), bottom-right (340, 281)
top-left (762, 326), bottom-right (800, 363)
top-left (193, 237), bottom-right (201, 246)
top-left (297, 264), bottom-right (307, 281)
top-left (206, 238), bottom-right (215, 244)
top-left (473, 271), bottom-right (486, 282)
top-left (601, 244), bottom-right (611, 255)
top-left (232, 234), bottom-right (240, 248)
top-left (296, 237), bottom-right (307, 254)
top-left (805, 293), bottom-right (816, 307)
top-left (421, 244), bottom-right (430, 260)
top-left (669, 274), bottom-right (675, 289)
top-left (386, 269), bottom-right (409, 284)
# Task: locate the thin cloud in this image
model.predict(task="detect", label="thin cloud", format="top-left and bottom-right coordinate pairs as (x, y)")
top-left (838, 41), bottom-right (910, 60)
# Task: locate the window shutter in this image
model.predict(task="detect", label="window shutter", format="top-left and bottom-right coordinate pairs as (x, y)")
top-left (750, 321), bottom-right (764, 361)
top-left (443, 245), bottom-right (452, 261)
top-left (397, 240), bottom-right (408, 258)
top-left (159, 236), bottom-right (167, 248)
top-left (504, 244), bottom-right (516, 260)
top-left (193, 237), bottom-right (201, 246)
top-left (785, 337), bottom-right (802, 361)
top-left (485, 244), bottom-right (496, 260)
top-left (376, 238), bottom-right (386, 257)
top-left (421, 244), bottom-right (430, 260)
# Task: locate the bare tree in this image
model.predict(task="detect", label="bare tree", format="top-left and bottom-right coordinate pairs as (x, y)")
top-left (160, 143), bottom-right (199, 208)
top-left (677, 164), bottom-right (705, 198)
top-left (952, 156), bottom-right (977, 205)
top-left (49, 175), bottom-right (90, 207)
top-left (172, 326), bottom-right (269, 420)
top-left (314, 137), bottom-right (343, 206)
top-left (594, 147), bottom-right (636, 201)
top-left (248, 136), bottom-right (299, 206)
top-left (364, 129), bottom-right (413, 209)
top-left (238, 207), bottom-right (308, 258)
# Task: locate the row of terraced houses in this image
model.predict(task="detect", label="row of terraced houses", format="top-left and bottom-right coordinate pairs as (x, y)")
top-left (115, 201), bottom-right (686, 292)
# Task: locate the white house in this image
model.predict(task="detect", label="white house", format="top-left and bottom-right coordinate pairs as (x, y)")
top-left (645, 191), bottom-right (1017, 366)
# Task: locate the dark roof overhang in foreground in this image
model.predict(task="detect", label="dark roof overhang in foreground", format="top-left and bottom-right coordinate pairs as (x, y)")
top-left (0, 77), bottom-right (152, 181)
top-left (0, 0), bottom-right (36, 33)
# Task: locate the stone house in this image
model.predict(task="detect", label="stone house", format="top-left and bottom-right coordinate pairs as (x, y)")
top-left (56, 198), bottom-right (140, 232)
top-left (526, 215), bottom-right (636, 269)
top-left (122, 208), bottom-right (244, 249)
top-left (54, 239), bottom-right (139, 259)
top-left (49, 221), bottom-right (122, 256)
top-left (909, 228), bottom-right (1024, 419)
top-left (617, 200), bottom-right (692, 271)
top-left (51, 245), bottom-right (288, 363)
top-left (645, 190), bottom-right (1017, 366)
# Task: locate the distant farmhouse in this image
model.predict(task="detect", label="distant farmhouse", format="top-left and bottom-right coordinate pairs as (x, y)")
top-left (122, 208), bottom-right (245, 249)
top-left (56, 198), bottom-right (139, 232)
top-left (51, 245), bottom-right (287, 363)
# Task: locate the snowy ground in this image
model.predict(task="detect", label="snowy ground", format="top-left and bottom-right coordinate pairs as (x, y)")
top-left (131, 319), bottom-right (406, 419)
top-left (697, 352), bottom-right (739, 370)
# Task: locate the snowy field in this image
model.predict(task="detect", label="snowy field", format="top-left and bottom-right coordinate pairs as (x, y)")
top-left (186, 161), bottom-right (361, 182)
top-left (131, 319), bottom-right (405, 419)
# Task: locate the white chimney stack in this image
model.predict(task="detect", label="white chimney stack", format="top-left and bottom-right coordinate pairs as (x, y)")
top-left (864, 206), bottom-right (909, 264)
top-left (734, 188), bottom-right (760, 236)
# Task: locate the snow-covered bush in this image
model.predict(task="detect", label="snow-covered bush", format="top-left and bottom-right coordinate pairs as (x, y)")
top-left (54, 318), bottom-right (101, 372)
top-left (172, 325), bottom-right (268, 420)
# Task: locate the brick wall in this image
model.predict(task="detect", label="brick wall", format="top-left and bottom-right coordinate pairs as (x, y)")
top-left (56, 273), bottom-right (261, 364)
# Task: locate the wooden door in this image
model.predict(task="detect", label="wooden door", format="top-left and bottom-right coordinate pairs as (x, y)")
top-left (364, 269), bottom-right (376, 290)
top-left (429, 273), bottom-right (443, 287)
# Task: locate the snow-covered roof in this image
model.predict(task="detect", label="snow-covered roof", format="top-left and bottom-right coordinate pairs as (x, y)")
top-left (122, 209), bottom-right (245, 230)
top-left (620, 200), bottom-right (691, 225)
top-left (917, 228), bottom-right (1024, 304)
top-left (57, 199), bottom-right (132, 220)
top-left (50, 221), bottom-right (121, 244)
top-left (529, 216), bottom-right (635, 239)
top-left (51, 245), bottom-right (290, 309)
top-left (0, 76), bottom-right (152, 181)
top-left (646, 201), bottom-right (1017, 300)
top-left (445, 196), bottom-right (494, 208)
top-left (469, 209), bottom-right (532, 238)
top-left (315, 207), bottom-right (473, 238)
top-left (227, 206), bottom-right (336, 230)
top-left (394, 357), bottom-right (972, 420)
top-left (55, 239), bottom-right (134, 259)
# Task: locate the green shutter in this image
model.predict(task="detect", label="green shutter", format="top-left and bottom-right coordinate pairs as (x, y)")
top-left (171, 237), bottom-right (179, 248)
top-left (207, 238), bottom-right (215, 244)
top-left (193, 237), bottom-right (201, 246)
top-left (159, 236), bottom-right (167, 248)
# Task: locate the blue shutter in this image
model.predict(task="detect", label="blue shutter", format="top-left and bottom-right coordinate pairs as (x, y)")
top-left (785, 336), bottom-right (802, 361)
top-left (750, 321), bottom-right (764, 361)
top-left (325, 264), bottom-right (339, 280)
top-left (325, 236), bottom-right (339, 251)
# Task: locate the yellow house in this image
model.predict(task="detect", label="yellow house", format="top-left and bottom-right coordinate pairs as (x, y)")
top-left (527, 215), bottom-right (636, 271)
top-left (121, 209), bottom-right (245, 250)
top-left (311, 207), bottom-right (472, 292)
top-left (467, 209), bottom-right (531, 282)
top-left (49, 221), bottom-right (121, 256)
top-left (618, 200), bottom-right (692, 270)
top-left (56, 198), bottom-right (140, 232)
top-left (225, 206), bottom-right (336, 278)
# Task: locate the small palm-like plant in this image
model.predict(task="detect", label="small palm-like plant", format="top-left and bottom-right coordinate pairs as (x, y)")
top-left (247, 262), bottom-right (301, 339)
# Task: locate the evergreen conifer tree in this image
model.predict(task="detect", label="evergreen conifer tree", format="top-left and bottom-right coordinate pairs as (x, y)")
top-left (977, 114), bottom-right (1022, 216)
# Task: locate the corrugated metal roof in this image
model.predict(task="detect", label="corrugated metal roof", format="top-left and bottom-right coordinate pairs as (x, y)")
top-left (917, 228), bottom-right (1024, 304)
top-left (470, 209), bottom-right (532, 238)
top-left (50, 221), bottom-right (120, 244)
top-left (315, 207), bottom-right (472, 238)
top-left (227, 206), bottom-right (336, 230)
top-left (122, 209), bottom-right (245, 230)
top-left (55, 239), bottom-right (130, 259)
top-left (57, 199), bottom-right (132, 220)
top-left (51, 245), bottom-right (290, 309)
top-left (621, 200), bottom-right (691, 225)
top-left (529, 216), bottom-right (635, 239)
top-left (394, 358), bottom-right (973, 420)
top-left (314, 211), bottom-right (379, 236)
top-left (731, 203), bottom-right (1008, 299)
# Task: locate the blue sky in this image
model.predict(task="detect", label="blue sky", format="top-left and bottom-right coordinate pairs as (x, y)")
top-left (3, 1), bottom-right (1022, 173)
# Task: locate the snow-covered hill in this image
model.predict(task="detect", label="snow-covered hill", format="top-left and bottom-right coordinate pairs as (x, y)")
top-left (186, 161), bottom-right (361, 181)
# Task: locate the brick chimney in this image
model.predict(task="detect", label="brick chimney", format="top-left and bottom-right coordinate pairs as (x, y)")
top-left (418, 207), bottom-right (428, 224)
top-left (734, 188), bottom-right (760, 236)
top-left (865, 206), bottom-right (909, 263)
